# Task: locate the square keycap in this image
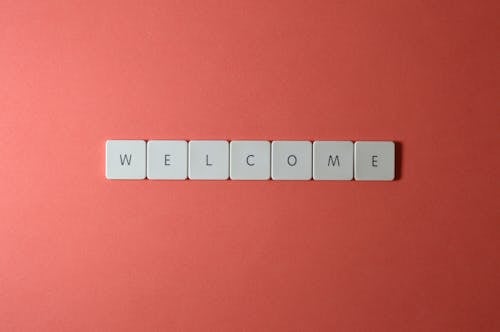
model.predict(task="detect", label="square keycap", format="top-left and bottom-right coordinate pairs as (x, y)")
top-left (188, 140), bottom-right (229, 180)
top-left (230, 141), bottom-right (270, 180)
top-left (354, 141), bottom-right (395, 181)
top-left (147, 140), bottom-right (187, 180)
top-left (312, 141), bottom-right (353, 180)
top-left (105, 140), bottom-right (146, 179)
top-left (271, 141), bottom-right (312, 180)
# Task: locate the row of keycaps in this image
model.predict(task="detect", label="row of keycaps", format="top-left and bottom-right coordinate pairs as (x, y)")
top-left (105, 140), bottom-right (395, 181)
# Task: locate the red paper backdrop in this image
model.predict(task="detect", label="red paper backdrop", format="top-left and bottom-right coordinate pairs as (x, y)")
top-left (1, 1), bottom-right (499, 331)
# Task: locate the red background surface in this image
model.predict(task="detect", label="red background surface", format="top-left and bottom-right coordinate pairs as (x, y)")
top-left (1, 1), bottom-right (499, 331)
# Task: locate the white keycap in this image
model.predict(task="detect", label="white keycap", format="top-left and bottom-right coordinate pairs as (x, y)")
top-left (147, 140), bottom-right (187, 180)
top-left (105, 140), bottom-right (146, 179)
top-left (230, 141), bottom-right (270, 180)
top-left (354, 141), bottom-right (395, 181)
top-left (188, 140), bottom-right (229, 180)
top-left (271, 141), bottom-right (312, 180)
top-left (313, 141), bottom-right (353, 180)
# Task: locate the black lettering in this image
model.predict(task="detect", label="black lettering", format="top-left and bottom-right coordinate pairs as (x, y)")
top-left (287, 155), bottom-right (297, 166)
top-left (119, 154), bottom-right (132, 166)
top-left (372, 155), bottom-right (378, 167)
top-left (164, 154), bottom-right (171, 166)
top-left (246, 154), bottom-right (255, 166)
top-left (206, 154), bottom-right (213, 166)
top-left (328, 155), bottom-right (340, 167)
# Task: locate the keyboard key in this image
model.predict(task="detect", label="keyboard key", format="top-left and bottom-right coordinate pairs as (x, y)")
top-left (147, 140), bottom-right (187, 180)
top-left (313, 141), bottom-right (353, 180)
top-left (105, 140), bottom-right (146, 179)
top-left (354, 141), bottom-right (395, 181)
top-left (271, 141), bottom-right (312, 180)
top-left (188, 140), bottom-right (229, 180)
top-left (230, 141), bottom-right (270, 180)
